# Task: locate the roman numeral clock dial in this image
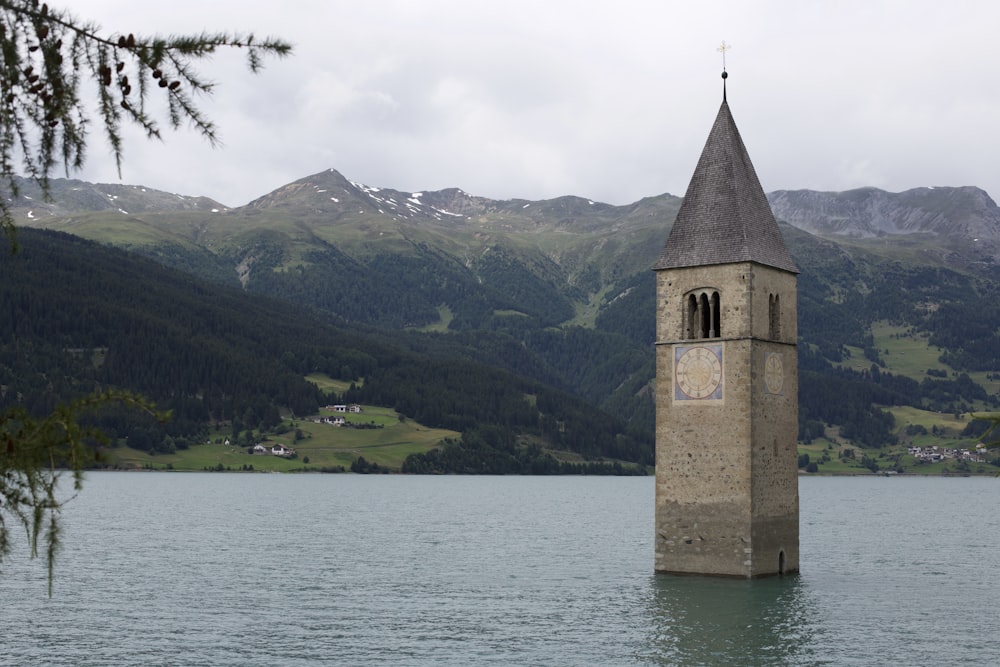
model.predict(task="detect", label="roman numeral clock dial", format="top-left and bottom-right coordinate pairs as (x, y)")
top-left (673, 345), bottom-right (723, 401)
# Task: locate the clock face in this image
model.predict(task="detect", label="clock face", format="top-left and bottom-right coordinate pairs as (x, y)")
top-left (764, 352), bottom-right (784, 394)
top-left (674, 345), bottom-right (723, 401)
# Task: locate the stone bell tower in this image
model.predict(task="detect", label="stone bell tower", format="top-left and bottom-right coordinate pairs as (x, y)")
top-left (653, 73), bottom-right (799, 577)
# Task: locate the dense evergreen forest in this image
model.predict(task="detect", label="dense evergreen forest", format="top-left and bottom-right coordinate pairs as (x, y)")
top-left (0, 229), bottom-right (651, 467)
top-left (399, 427), bottom-right (647, 475)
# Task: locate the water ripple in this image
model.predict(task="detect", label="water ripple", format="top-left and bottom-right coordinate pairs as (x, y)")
top-left (2, 474), bottom-right (999, 665)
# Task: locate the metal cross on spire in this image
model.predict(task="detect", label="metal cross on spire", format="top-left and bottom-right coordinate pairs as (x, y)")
top-left (717, 41), bottom-right (731, 100)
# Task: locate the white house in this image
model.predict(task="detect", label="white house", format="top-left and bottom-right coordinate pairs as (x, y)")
top-left (252, 444), bottom-right (269, 455)
top-left (271, 444), bottom-right (295, 457)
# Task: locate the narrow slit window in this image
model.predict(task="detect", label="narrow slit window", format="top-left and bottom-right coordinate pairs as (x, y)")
top-left (769, 293), bottom-right (781, 339)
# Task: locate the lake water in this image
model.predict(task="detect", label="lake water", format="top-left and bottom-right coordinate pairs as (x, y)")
top-left (2, 473), bottom-right (999, 666)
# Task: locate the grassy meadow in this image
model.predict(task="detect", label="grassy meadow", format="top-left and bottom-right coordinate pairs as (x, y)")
top-left (797, 407), bottom-right (995, 476)
top-left (104, 403), bottom-right (458, 472)
top-left (104, 352), bottom-right (995, 477)
top-left (839, 321), bottom-right (947, 378)
top-left (803, 320), bottom-right (998, 474)
top-left (848, 320), bottom-right (1000, 398)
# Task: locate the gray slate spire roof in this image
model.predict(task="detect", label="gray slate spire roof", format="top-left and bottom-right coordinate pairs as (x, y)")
top-left (654, 99), bottom-right (798, 274)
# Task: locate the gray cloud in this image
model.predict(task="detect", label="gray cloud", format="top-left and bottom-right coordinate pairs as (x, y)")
top-left (69, 1), bottom-right (1000, 207)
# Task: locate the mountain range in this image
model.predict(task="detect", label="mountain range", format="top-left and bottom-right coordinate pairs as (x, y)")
top-left (5, 169), bottom-right (1000, 471)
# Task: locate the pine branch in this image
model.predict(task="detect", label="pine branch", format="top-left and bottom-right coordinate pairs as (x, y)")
top-left (0, 0), bottom-right (289, 592)
top-left (0, 389), bottom-right (168, 595)
top-left (0, 0), bottom-right (292, 251)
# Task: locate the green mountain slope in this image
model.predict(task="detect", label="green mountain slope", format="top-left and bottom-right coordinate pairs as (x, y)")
top-left (1, 228), bottom-right (651, 470)
top-left (8, 171), bottom-right (1000, 472)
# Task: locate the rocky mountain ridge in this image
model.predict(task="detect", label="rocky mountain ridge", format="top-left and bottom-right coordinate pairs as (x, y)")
top-left (241, 168), bottom-right (676, 237)
top-left (767, 186), bottom-right (1000, 245)
top-left (12, 170), bottom-right (1000, 260)
top-left (5, 175), bottom-right (225, 219)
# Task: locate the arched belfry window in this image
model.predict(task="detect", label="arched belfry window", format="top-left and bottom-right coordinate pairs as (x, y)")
top-left (684, 289), bottom-right (721, 340)
top-left (769, 293), bottom-right (781, 339)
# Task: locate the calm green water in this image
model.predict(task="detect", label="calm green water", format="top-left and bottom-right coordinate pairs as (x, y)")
top-left (2, 474), bottom-right (998, 665)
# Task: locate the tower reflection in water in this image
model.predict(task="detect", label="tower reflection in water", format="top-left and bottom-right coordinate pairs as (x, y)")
top-left (642, 574), bottom-right (822, 665)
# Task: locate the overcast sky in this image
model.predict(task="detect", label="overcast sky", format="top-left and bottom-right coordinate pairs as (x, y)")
top-left (65, 1), bottom-right (1000, 208)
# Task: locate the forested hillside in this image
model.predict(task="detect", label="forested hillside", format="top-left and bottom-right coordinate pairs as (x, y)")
top-left (1, 229), bottom-right (651, 468)
top-left (8, 172), bottom-right (1000, 470)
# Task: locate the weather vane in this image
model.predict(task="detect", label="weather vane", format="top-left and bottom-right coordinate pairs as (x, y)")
top-left (717, 40), bottom-right (731, 72)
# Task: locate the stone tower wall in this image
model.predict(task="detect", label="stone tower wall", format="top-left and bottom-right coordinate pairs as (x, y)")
top-left (654, 262), bottom-right (798, 577)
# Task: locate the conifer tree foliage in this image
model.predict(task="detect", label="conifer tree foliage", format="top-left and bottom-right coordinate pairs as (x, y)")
top-left (0, 390), bottom-right (164, 596)
top-left (0, 0), bottom-right (290, 590)
top-left (0, 0), bottom-right (291, 247)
